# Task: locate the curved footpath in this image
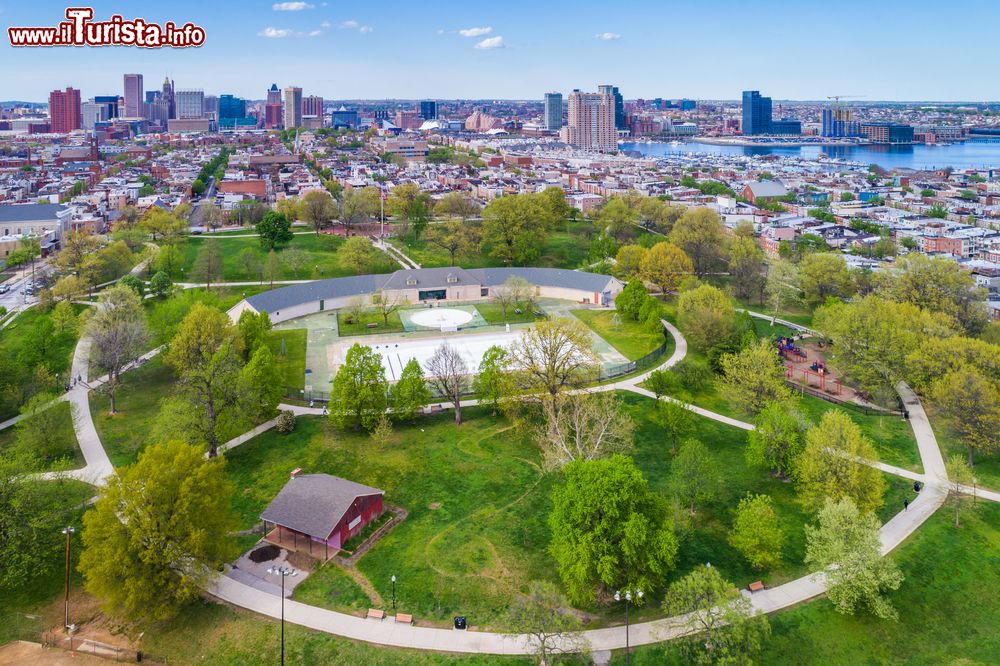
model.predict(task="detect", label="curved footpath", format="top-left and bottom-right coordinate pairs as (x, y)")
top-left (3, 315), bottom-right (976, 655)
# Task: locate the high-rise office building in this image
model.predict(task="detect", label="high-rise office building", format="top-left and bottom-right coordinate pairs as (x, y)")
top-left (822, 108), bottom-right (861, 138)
top-left (123, 73), bottom-right (143, 117)
top-left (219, 94), bottom-right (247, 120)
top-left (267, 83), bottom-right (282, 106)
top-left (145, 99), bottom-right (171, 124)
top-left (598, 85), bottom-right (625, 130)
top-left (49, 87), bottom-right (82, 133)
top-left (561, 89), bottom-right (617, 153)
top-left (419, 100), bottom-right (438, 121)
top-left (94, 95), bottom-right (119, 120)
top-left (741, 90), bottom-right (773, 135)
top-left (302, 95), bottom-right (324, 118)
top-left (544, 92), bottom-right (563, 131)
top-left (176, 89), bottom-right (205, 119)
top-left (81, 100), bottom-right (109, 130)
top-left (283, 86), bottom-right (303, 129)
top-left (202, 95), bottom-right (218, 119)
top-left (162, 77), bottom-right (176, 119)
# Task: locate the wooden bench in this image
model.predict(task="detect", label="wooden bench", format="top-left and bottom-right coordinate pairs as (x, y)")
top-left (367, 608), bottom-right (385, 620)
top-left (748, 581), bottom-right (764, 593)
top-left (395, 613), bottom-right (413, 625)
top-left (430, 404), bottom-right (443, 414)
top-left (366, 322), bottom-right (378, 329)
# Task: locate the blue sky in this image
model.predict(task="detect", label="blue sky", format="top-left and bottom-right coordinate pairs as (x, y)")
top-left (1, 1), bottom-right (997, 102)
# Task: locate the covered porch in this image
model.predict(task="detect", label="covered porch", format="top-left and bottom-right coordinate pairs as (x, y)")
top-left (262, 521), bottom-right (338, 563)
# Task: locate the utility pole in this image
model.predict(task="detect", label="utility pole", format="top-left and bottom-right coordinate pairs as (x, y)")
top-left (62, 526), bottom-right (75, 630)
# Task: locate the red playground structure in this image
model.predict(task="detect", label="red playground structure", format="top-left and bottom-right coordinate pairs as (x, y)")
top-left (776, 336), bottom-right (843, 395)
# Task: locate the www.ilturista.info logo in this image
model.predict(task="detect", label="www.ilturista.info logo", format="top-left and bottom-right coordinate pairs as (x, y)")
top-left (7, 7), bottom-right (206, 48)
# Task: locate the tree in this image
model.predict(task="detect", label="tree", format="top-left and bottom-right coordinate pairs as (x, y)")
top-left (597, 196), bottom-right (639, 242)
top-left (795, 411), bottom-right (886, 515)
top-left (425, 219), bottom-right (480, 266)
top-left (237, 309), bottom-right (273, 358)
top-left (614, 278), bottom-right (647, 321)
top-left (191, 178), bottom-right (206, 196)
top-left (472, 345), bottom-right (517, 416)
top-left (329, 343), bottom-right (388, 431)
top-left (390, 358), bottom-right (430, 422)
top-left (282, 247), bottom-right (310, 278)
top-left (669, 207), bottom-right (728, 277)
top-left (88, 284), bottom-right (150, 414)
top-left (80, 441), bottom-right (238, 622)
top-left (141, 208), bottom-right (187, 244)
top-left (945, 454), bottom-right (974, 528)
top-left (191, 239), bottom-right (224, 290)
top-left (242, 344), bottom-right (283, 420)
top-left (640, 242), bottom-right (694, 295)
top-left (13, 393), bottom-right (72, 463)
top-left (798, 253), bottom-right (854, 307)
top-left (162, 303), bottom-right (246, 457)
top-left (491, 275), bottom-right (532, 321)
top-left (728, 235), bottom-right (767, 302)
top-left (435, 191), bottom-right (479, 220)
top-left (720, 339), bottom-right (792, 415)
top-left (670, 439), bottom-right (721, 513)
top-left (236, 247), bottom-right (263, 283)
top-left (339, 186), bottom-right (380, 229)
top-left (930, 367), bottom-right (1000, 466)
top-left (654, 399), bottom-right (695, 452)
top-left (387, 182), bottom-right (433, 239)
top-left (764, 260), bottom-right (800, 324)
top-left (256, 211), bottom-right (293, 250)
top-left (201, 204), bottom-right (223, 232)
top-left (746, 403), bottom-right (806, 478)
top-left (904, 335), bottom-right (1000, 393)
top-left (149, 271), bottom-right (172, 298)
top-left (549, 454), bottom-right (679, 606)
top-left (426, 343), bottom-right (468, 425)
top-left (300, 190), bottom-right (337, 233)
top-left (56, 230), bottom-right (101, 275)
top-left (677, 284), bottom-right (735, 353)
top-left (663, 564), bottom-right (770, 666)
top-left (728, 494), bottom-right (785, 570)
top-left (153, 244), bottom-right (184, 278)
top-left (805, 498), bottom-right (904, 620)
top-left (339, 236), bottom-right (378, 274)
top-left (371, 290), bottom-right (408, 326)
top-left (508, 318), bottom-right (598, 400)
top-left (117, 274), bottom-right (144, 297)
top-left (50, 299), bottom-right (79, 335)
top-left (615, 244), bottom-right (648, 279)
top-left (540, 391), bottom-right (634, 469)
top-left (481, 193), bottom-right (553, 265)
top-left (504, 580), bottom-right (586, 665)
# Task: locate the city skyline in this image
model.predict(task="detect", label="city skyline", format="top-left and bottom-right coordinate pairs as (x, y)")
top-left (1, 1), bottom-right (999, 102)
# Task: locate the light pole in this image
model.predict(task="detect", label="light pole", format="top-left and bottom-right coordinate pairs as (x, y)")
top-left (267, 566), bottom-right (298, 665)
top-left (615, 588), bottom-right (642, 666)
top-left (61, 526), bottom-right (75, 631)
top-left (391, 575), bottom-right (396, 611)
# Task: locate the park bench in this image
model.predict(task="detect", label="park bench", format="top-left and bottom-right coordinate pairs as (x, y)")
top-left (514, 308), bottom-right (523, 315)
top-left (430, 404), bottom-right (443, 414)
top-left (367, 322), bottom-right (378, 329)
top-left (367, 608), bottom-right (386, 620)
top-left (748, 581), bottom-right (764, 593)
top-left (395, 613), bottom-right (413, 625)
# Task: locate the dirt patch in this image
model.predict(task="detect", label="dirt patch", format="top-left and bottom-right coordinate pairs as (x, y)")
top-left (248, 544), bottom-right (281, 563)
top-left (428, 502), bottom-right (442, 510)
top-left (0, 641), bottom-right (110, 666)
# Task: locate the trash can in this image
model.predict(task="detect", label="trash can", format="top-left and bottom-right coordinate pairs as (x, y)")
top-left (454, 616), bottom-right (467, 630)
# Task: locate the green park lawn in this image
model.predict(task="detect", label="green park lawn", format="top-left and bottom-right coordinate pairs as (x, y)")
top-left (181, 233), bottom-right (398, 283)
top-left (222, 392), bottom-right (914, 631)
top-left (621, 501), bottom-right (1000, 665)
top-left (572, 309), bottom-right (666, 361)
top-left (929, 412), bottom-right (1000, 492)
top-left (476, 302), bottom-right (545, 325)
top-left (144, 286), bottom-right (269, 343)
top-left (337, 309), bottom-right (405, 337)
top-left (265, 328), bottom-right (307, 391)
top-left (0, 400), bottom-right (82, 471)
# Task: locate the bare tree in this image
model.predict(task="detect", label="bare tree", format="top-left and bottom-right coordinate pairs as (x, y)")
top-left (492, 275), bottom-right (531, 321)
top-left (282, 247), bottom-right (310, 278)
top-left (541, 391), bottom-right (634, 469)
top-left (508, 318), bottom-right (599, 400)
top-left (88, 284), bottom-right (150, 414)
top-left (372, 290), bottom-right (408, 326)
top-left (426, 343), bottom-right (468, 425)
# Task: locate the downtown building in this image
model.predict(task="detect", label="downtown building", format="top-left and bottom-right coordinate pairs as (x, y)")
top-left (543, 92), bottom-right (563, 131)
top-left (284, 87), bottom-right (303, 129)
top-left (123, 73), bottom-right (143, 117)
top-left (420, 100), bottom-right (438, 121)
top-left (265, 83), bottom-right (283, 129)
top-left (49, 87), bottom-right (82, 133)
top-left (561, 89), bottom-right (617, 153)
top-left (741, 90), bottom-right (772, 135)
top-left (822, 108), bottom-right (862, 138)
top-left (598, 84), bottom-right (625, 130)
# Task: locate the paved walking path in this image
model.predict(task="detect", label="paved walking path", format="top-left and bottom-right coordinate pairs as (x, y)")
top-left (375, 239), bottom-right (420, 270)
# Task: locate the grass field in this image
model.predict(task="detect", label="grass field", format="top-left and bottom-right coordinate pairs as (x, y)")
top-left (572, 309), bottom-right (666, 361)
top-left (182, 233), bottom-right (397, 283)
top-left (476, 302), bottom-right (545, 325)
top-left (337, 309), bottom-right (405, 337)
top-left (266, 329), bottom-right (307, 391)
top-left (929, 411), bottom-right (1000, 492)
top-left (222, 391), bottom-right (914, 630)
top-left (144, 286), bottom-right (269, 343)
top-left (0, 400), bottom-right (82, 471)
top-left (620, 502), bottom-right (1000, 665)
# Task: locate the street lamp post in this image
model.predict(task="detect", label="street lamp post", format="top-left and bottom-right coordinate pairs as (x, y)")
top-left (267, 566), bottom-right (298, 665)
top-left (391, 575), bottom-right (397, 611)
top-left (61, 526), bottom-right (75, 631)
top-left (615, 588), bottom-right (643, 666)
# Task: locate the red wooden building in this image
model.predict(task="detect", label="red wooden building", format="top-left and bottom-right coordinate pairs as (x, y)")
top-left (261, 471), bottom-right (384, 560)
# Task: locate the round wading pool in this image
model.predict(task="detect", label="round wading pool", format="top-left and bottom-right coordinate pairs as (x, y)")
top-left (408, 308), bottom-right (475, 330)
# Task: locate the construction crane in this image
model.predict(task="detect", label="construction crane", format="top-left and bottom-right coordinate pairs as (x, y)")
top-left (827, 95), bottom-right (864, 105)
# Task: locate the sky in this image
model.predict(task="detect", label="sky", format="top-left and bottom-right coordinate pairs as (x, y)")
top-left (1, 1), bottom-right (998, 103)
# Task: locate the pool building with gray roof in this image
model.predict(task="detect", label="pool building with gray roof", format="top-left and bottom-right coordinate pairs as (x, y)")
top-left (227, 267), bottom-right (624, 324)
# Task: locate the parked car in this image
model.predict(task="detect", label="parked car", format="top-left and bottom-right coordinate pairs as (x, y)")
top-left (0, 284), bottom-right (10, 294)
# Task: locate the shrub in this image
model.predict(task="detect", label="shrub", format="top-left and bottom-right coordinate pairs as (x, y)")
top-left (275, 410), bottom-right (296, 434)
top-left (672, 358), bottom-right (712, 392)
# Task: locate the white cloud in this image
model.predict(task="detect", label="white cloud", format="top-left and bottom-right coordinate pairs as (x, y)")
top-left (320, 20), bottom-right (331, 28)
top-left (272, 2), bottom-right (314, 10)
top-left (595, 32), bottom-right (622, 41)
top-left (258, 27), bottom-right (294, 38)
top-left (459, 26), bottom-right (492, 37)
top-left (338, 20), bottom-right (359, 29)
top-left (475, 36), bottom-right (505, 50)
top-left (308, 30), bottom-right (322, 37)
top-left (359, 25), bottom-right (373, 34)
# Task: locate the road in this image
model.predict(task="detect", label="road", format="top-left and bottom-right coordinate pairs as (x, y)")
top-left (188, 176), bottom-right (217, 231)
top-left (0, 257), bottom-right (51, 314)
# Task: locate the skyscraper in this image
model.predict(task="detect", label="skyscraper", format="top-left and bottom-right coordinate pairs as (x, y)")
top-left (162, 76), bottom-right (176, 119)
top-left (123, 73), bottom-right (143, 118)
top-left (283, 86), bottom-right (303, 129)
top-left (81, 100), bottom-right (109, 130)
top-left (544, 92), bottom-right (563, 131)
top-left (742, 90), bottom-right (773, 136)
top-left (561, 89), bottom-right (617, 153)
top-left (302, 95), bottom-right (324, 118)
top-left (419, 100), bottom-right (438, 121)
top-left (598, 85), bottom-right (625, 130)
top-left (176, 90), bottom-right (205, 119)
top-left (49, 87), bottom-right (82, 133)
top-left (822, 108), bottom-right (861, 138)
top-left (267, 83), bottom-right (282, 106)
top-left (94, 95), bottom-right (119, 120)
